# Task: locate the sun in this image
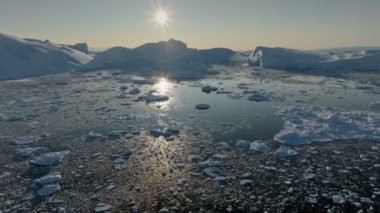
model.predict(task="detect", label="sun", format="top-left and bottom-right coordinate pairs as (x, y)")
top-left (154, 9), bottom-right (169, 25)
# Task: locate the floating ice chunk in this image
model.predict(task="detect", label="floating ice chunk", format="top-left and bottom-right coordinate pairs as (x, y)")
top-left (30, 151), bottom-right (69, 167)
top-left (305, 195), bottom-right (318, 204)
top-left (274, 105), bottom-right (380, 145)
top-left (236, 139), bottom-right (250, 150)
top-left (240, 179), bottom-right (254, 187)
top-left (250, 140), bottom-right (270, 153)
top-left (213, 176), bottom-right (227, 186)
top-left (129, 88), bottom-right (141, 94)
top-left (274, 147), bottom-right (298, 158)
top-left (201, 85), bottom-right (218, 93)
top-left (132, 79), bottom-right (155, 85)
top-left (87, 132), bottom-right (104, 140)
top-left (332, 194), bottom-right (345, 204)
top-left (119, 85), bottom-right (128, 90)
top-left (31, 174), bottom-right (62, 188)
top-left (12, 136), bottom-right (42, 145)
top-left (198, 159), bottom-right (221, 171)
top-left (369, 101), bottom-right (380, 109)
top-left (149, 127), bottom-right (180, 138)
top-left (0, 171), bottom-right (10, 179)
top-left (216, 142), bottom-right (231, 151)
top-left (37, 184), bottom-right (61, 197)
top-left (177, 178), bottom-right (188, 187)
top-left (195, 104), bottom-right (210, 110)
top-left (247, 90), bottom-right (283, 102)
top-left (303, 173), bottom-right (316, 180)
top-left (121, 148), bottom-right (132, 160)
top-left (0, 113), bottom-right (6, 121)
top-left (94, 203), bottom-right (112, 213)
top-left (14, 147), bottom-right (41, 159)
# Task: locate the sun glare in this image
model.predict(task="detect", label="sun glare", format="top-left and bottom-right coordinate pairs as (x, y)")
top-left (154, 9), bottom-right (169, 25)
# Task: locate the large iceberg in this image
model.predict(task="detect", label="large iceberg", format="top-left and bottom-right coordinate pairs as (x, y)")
top-left (84, 39), bottom-right (235, 79)
top-left (248, 46), bottom-right (380, 74)
top-left (0, 33), bottom-right (92, 80)
top-left (274, 106), bottom-right (380, 145)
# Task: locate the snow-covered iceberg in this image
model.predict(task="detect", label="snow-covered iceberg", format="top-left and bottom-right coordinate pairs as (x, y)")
top-left (248, 46), bottom-right (380, 74)
top-left (0, 33), bottom-right (92, 80)
top-left (274, 106), bottom-right (380, 145)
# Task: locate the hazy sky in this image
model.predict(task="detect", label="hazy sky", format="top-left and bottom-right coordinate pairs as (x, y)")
top-left (1, 0), bottom-right (380, 50)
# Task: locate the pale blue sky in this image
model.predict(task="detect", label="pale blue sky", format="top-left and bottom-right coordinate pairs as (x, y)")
top-left (1, 0), bottom-right (379, 50)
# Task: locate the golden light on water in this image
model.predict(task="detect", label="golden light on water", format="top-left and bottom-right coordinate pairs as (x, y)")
top-left (155, 77), bottom-right (170, 95)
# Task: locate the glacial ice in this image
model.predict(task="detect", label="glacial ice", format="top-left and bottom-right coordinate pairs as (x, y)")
top-left (274, 106), bottom-right (380, 145)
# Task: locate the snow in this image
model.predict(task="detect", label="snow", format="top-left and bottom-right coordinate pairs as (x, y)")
top-left (0, 33), bottom-right (92, 80)
top-left (274, 106), bottom-right (380, 145)
top-left (248, 46), bottom-right (380, 74)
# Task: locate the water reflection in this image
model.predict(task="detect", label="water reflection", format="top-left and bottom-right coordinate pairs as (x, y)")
top-left (153, 77), bottom-right (175, 110)
top-left (154, 77), bottom-right (171, 95)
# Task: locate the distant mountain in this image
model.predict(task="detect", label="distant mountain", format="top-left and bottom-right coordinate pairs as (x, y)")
top-left (248, 46), bottom-right (380, 74)
top-left (84, 39), bottom-right (235, 79)
top-left (0, 33), bottom-right (92, 80)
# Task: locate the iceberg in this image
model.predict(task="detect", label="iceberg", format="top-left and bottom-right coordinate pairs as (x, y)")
top-left (248, 46), bottom-right (380, 74)
top-left (0, 33), bottom-right (92, 80)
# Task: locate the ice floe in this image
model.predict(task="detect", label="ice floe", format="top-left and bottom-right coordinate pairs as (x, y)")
top-left (30, 151), bottom-right (70, 167)
top-left (369, 101), bottom-right (380, 109)
top-left (274, 147), bottom-right (298, 158)
top-left (246, 90), bottom-right (284, 102)
top-left (201, 85), bottom-right (218, 93)
top-left (12, 136), bottom-right (42, 145)
top-left (250, 140), bottom-right (270, 153)
top-left (274, 106), bottom-right (380, 145)
top-left (31, 174), bottom-right (62, 188)
top-left (37, 184), bottom-right (61, 197)
top-left (236, 139), bottom-right (250, 150)
top-left (195, 104), bottom-right (210, 110)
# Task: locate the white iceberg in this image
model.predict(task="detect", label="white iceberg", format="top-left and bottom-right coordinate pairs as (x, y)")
top-left (248, 46), bottom-right (380, 74)
top-left (0, 33), bottom-right (92, 80)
